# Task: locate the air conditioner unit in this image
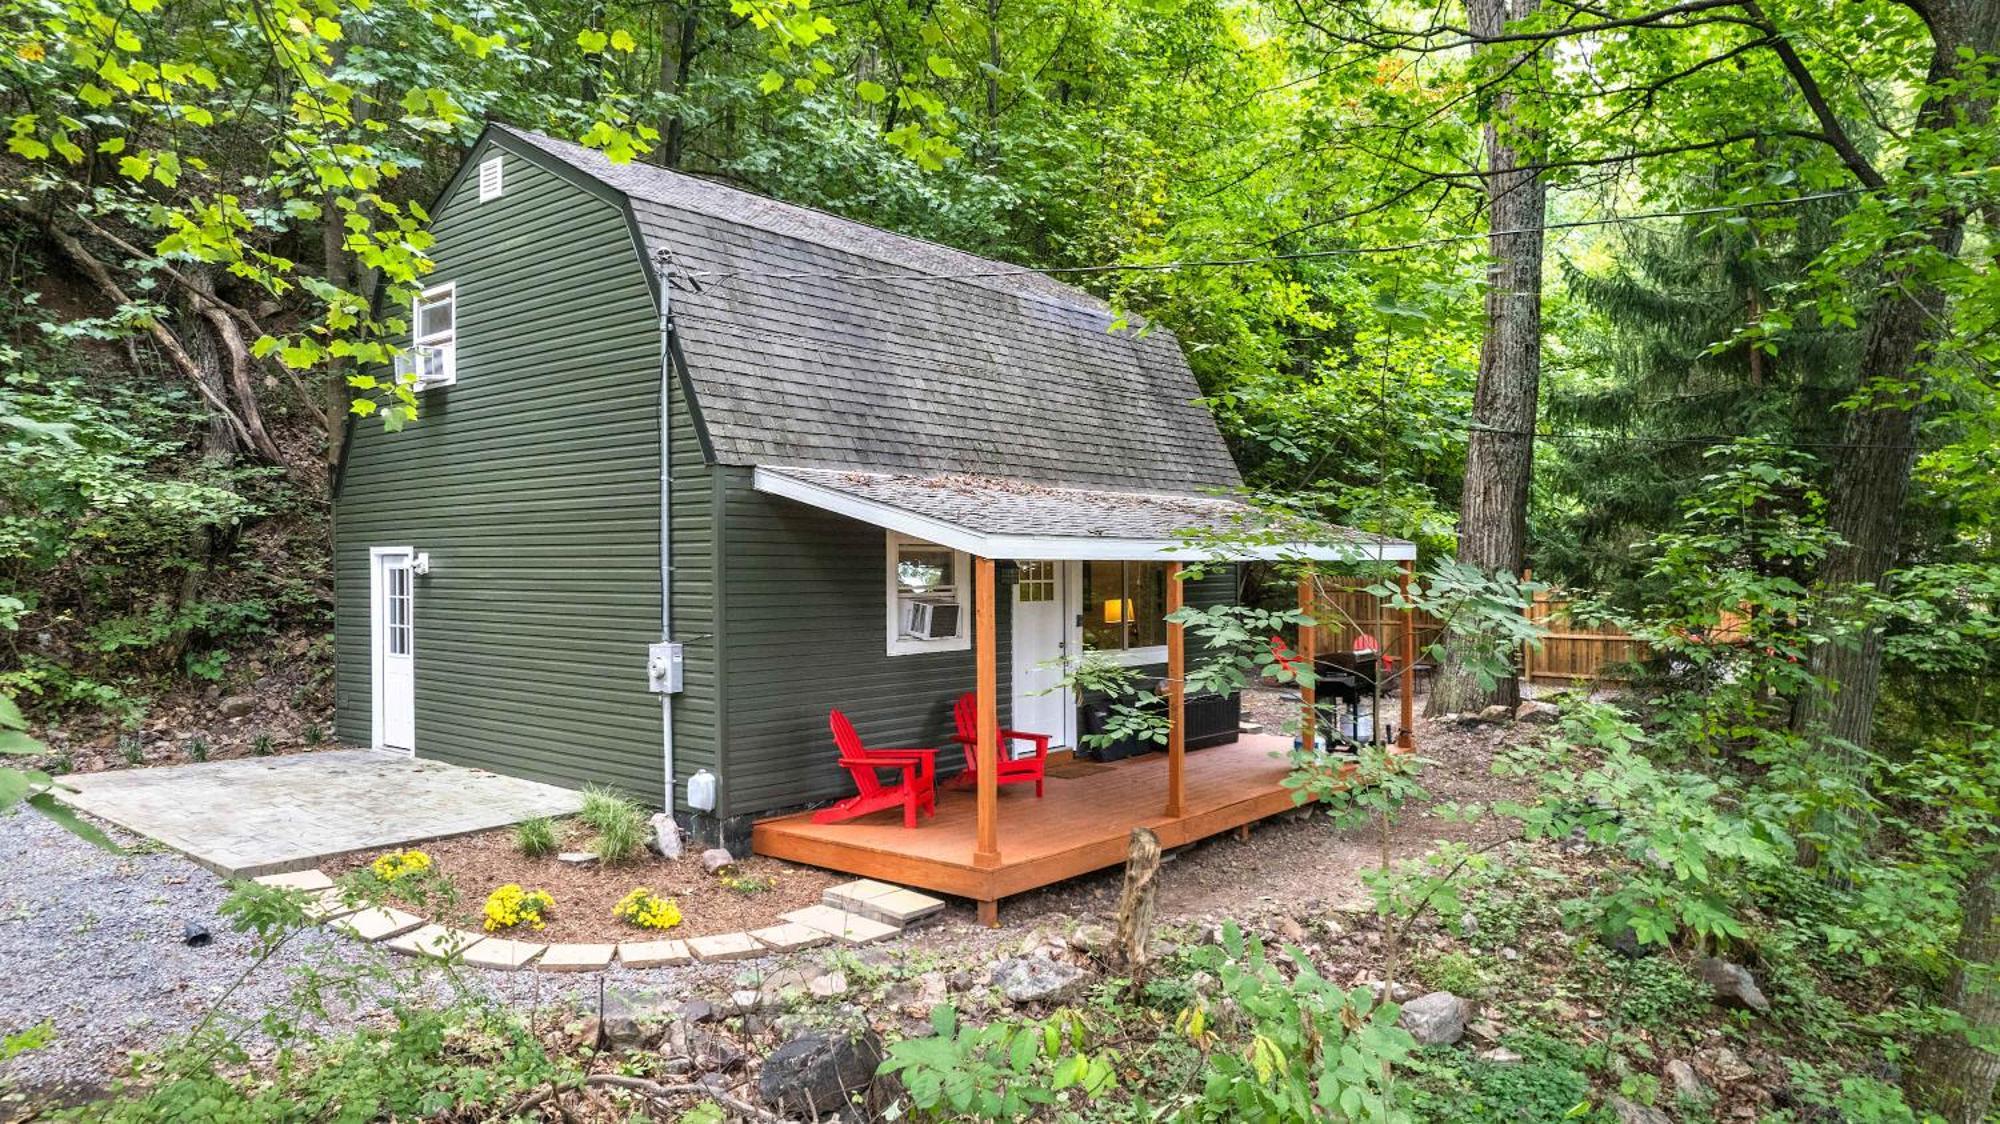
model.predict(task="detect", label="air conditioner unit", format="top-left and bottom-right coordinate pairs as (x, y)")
top-left (903, 599), bottom-right (961, 640)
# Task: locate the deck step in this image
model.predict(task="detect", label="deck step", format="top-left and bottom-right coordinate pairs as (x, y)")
top-left (822, 880), bottom-right (946, 927)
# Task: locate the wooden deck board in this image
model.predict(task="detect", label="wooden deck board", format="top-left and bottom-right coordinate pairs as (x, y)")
top-left (752, 734), bottom-right (1301, 914)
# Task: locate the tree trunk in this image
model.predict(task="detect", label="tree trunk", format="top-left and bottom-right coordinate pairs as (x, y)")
top-left (656, 0), bottom-right (699, 168)
top-left (1791, 0), bottom-right (1998, 773)
top-left (189, 269), bottom-right (285, 463)
top-left (985, 0), bottom-right (1002, 135)
top-left (1429, 0), bottom-right (1545, 716)
top-left (1910, 846), bottom-right (2000, 1121)
top-left (1114, 827), bottom-right (1161, 980)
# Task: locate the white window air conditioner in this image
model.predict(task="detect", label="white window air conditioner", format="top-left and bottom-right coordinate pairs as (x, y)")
top-left (903, 599), bottom-right (961, 640)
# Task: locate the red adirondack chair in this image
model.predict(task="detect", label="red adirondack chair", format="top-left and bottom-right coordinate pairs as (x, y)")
top-left (951, 692), bottom-right (1050, 798)
top-left (812, 710), bottom-right (938, 828)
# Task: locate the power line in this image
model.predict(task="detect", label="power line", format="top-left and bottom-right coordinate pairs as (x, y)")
top-left (680, 189), bottom-right (1862, 285)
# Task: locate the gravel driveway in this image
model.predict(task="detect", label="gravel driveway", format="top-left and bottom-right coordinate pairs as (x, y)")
top-left (0, 809), bottom-right (732, 1105)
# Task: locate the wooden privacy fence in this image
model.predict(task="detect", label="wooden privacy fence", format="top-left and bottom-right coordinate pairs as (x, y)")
top-left (1310, 578), bottom-right (1445, 660)
top-left (1523, 577), bottom-right (1650, 684)
top-left (1311, 575), bottom-right (1650, 685)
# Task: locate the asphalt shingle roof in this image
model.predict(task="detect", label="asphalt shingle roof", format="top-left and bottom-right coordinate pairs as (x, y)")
top-left (756, 468), bottom-right (1411, 560)
top-left (493, 126), bottom-right (1243, 495)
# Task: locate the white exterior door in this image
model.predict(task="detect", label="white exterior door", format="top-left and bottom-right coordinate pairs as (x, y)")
top-left (372, 548), bottom-right (416, 753)
top-left (1010, 560), bottom-right (1077, 752)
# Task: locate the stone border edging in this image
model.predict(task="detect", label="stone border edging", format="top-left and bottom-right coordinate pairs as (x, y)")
top-left (251, 869), bottom-right (944, 972)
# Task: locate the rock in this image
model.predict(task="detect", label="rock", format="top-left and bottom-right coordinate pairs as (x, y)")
top-left (1707, 1045), bottom-right (1754, 1083)
top-left (1477, 1047), bottom-right (1523, 1064)
top-left (1464, 1018), bottom-right (1505, 1047)
top-left (598, 990), bottom-right (655, 1051)
top-left (1696, 957), bottom-right (1771, 1014)
top-left (1397, 991), bottom-right (1469, 1046)
top-left (915, 972), bottom-right (948, 1008)
top-left (557, 851), bottom-right (597, 866)
top-left (1611, 1097), bottom-right (1671, 1124)
top-left (688, 1029), bottom-right (747, 1073)
top-left (730, 988), bottom-right (764, 1013)
top-left (1477, 704), bottom-right (1514, 723)
top-left (678, 998), bottom-right (721, 1024)
top-left (989, 957), bottom-right (1089, 1005)
top-left (1364, 979), bottom-right (1417, 1003)
top-left (757, 1031), bottom-right (883, 1118)
top-left (218, 695), bottom-right (256, 719)
top-left (649, 813), bottom-right (683, 859)
top-left (1664, 1058), bottom-right (1707, 1101)
top-left (1603, 925), bottom-right (1652, 958)
top-left (808, 971), bottom-right (849, 999)
top-left (1070, 923), bottom-right (1117, 956)
top-left (700, 847), bottom-right (736, 876)
top-left (1515, 699), bottom-right (1559, 724)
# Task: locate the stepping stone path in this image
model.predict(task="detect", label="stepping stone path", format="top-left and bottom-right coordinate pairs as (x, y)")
top-left (253, 872), bottom-right (945, 972)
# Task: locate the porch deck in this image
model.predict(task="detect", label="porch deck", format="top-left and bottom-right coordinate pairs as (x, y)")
top-left (752, 734), bottom-right (1300, 917)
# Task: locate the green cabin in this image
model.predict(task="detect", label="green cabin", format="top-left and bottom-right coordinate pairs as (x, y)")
top-left (332, 125), bottom-right (1411, 858)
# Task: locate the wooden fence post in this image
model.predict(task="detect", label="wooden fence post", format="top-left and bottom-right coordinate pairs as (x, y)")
top-left (1521, 568), bottom-right (1534, 687)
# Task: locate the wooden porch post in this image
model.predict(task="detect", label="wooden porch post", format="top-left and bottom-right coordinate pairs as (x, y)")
top-left (1399, 559), bottom-right (1416, 750)
top-left (1298, 568), bottom-right (1316, 752)
top-left (974, 555), bottom-right (1000, 874)
top-left (1165, 561), bottom-right (1186, 818)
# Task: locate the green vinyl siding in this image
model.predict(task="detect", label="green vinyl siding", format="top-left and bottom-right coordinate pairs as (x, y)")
top-left (665, 364), bottom-right (719, 811)
top-left (713, 467), bottom-right (1009, 820)
top-left (332, 140), bottom-right (668, 803)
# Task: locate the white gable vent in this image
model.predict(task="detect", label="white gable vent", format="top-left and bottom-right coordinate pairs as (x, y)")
top-left (478, 154), bottom-right (503, 202)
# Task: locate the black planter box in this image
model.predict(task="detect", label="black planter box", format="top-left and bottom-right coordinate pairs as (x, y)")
top-left (1078, 690), bottom-right (1242, 762)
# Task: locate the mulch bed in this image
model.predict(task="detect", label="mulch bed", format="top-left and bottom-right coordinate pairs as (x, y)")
top-left (333, 819), bottom-right (842, 943)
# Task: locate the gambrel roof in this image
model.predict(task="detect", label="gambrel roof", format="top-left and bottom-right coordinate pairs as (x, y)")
top-left (489, 125), bottom-right (1243, 496)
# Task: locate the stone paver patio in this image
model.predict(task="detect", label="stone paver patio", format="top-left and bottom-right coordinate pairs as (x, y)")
top-left (56, 749), bottom-right (584, 877)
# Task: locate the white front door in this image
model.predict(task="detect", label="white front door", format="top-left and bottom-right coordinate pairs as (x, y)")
top-left (1010, 560), bottom-right (1077, 752)
top-left (372, 548), bottom-right (416, 753)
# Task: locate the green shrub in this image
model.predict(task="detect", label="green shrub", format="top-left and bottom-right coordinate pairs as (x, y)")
top-left (514, 817), bottom-right (558, 858)
top-left (1401, 1034), bottom-right (1598, 1122)
top-left (1416, 949), bottom-right (1493, 998)
top-left (252, 733), bottom-right (274, 756)
top-left (303, 723), bottom-right (324, 746)
top-left (186, 737), bottom-right (208, 763)
top-left (579, 785), bottom-right (646, 864)
top-left (881, 1005), bottom-right (1117, 1119)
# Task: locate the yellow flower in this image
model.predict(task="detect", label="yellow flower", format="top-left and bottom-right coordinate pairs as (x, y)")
top-left (483, 883), bottom-right (555, 931)
top-left (370, 849), bottom-right (433, 882)
top-left (613, 887), bottom-right (683, 931)
top-left (17, 43), bottom-right (46, 62)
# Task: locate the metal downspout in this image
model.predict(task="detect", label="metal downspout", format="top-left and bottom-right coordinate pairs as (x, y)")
top-left (656, 251), bottom-right (676, 811)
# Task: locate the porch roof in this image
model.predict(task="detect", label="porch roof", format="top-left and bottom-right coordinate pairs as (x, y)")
top-left (752, 466), bottom-right (1416, 562)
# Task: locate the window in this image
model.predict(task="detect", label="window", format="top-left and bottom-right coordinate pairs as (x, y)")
top-left (886, 533), bottom-right (970, 655)
top-left (1016, 560), bottom-right (1056, 603)
top-left (385, 563), bottom-right (412, 656)
top-left (406, 283), bottom-right (456, 389)
top-left (478, 154), bottom-right (503, 201)
top-left (1083, 561), bottom-right (1168, 659)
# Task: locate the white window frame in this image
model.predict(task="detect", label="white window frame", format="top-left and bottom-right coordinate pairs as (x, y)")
top-left (885, 531), bottom-right (971, 656)
top-left (1082, 559), bottom-right (1169, 666)
top-left (478, 154), bottom-right (504, 201)
top-left (407, 282), bottom-right (456, 389)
